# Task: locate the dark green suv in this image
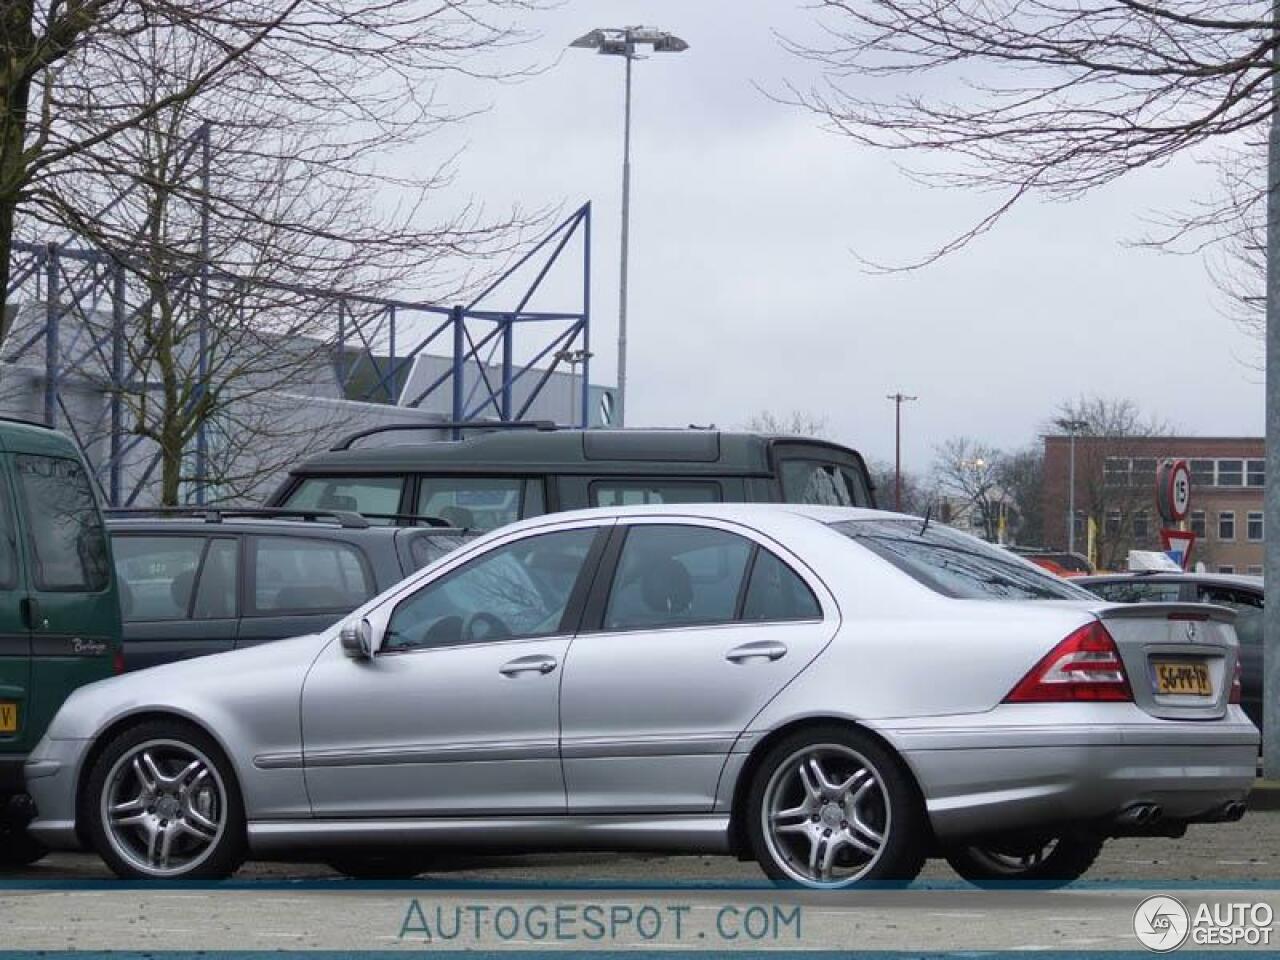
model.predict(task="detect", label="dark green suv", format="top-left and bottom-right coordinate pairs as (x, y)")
top-left (0, 418), bottom-right (121, 867)
top-left (269, 425), bottom-right (876, 532)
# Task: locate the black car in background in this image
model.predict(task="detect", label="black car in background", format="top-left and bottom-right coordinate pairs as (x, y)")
top-left (1078, 572), bottom-right (1263, 732)
top-left (108, 508), bottom-right (472, 671)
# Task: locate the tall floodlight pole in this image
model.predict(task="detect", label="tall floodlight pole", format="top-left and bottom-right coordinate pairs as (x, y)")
top-left (886, 392), bottom-right (917, 511)
top-left (1263, 5), bottom-right (1279, 779)
top-left (1055, 418), bottom-right (1089, 555)
top-left (571, 26), bottom-right (689, 427)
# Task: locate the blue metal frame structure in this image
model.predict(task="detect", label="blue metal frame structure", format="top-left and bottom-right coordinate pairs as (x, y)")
top-left (3, 200), bottom-right (592, 506)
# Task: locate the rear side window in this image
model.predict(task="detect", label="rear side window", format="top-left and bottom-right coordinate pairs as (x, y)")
top-left (832, 518), bottom-right (1093, 601)
top-left (780, 461), bottom-right (868, 508)
top-left (742, 550), bottom-right (821, 622)
top-left (251, 536), bottom-right (374, 615)
top-left (416, 477), bottom-right (528, 531)
top-left (113, 536), bottom-right (205, 621)
top-left (0, 465), bottom-right (17, 589)
top-left (14, 454), bottom-right (110, 592)
top-left (404, 532), bottom-right (472, 572)
top-left (1087, 581), bottom-right (1184, 604)
top-left (285, 477), bottom-right (403, 524)
top-left (591, 480), bottom-right (721, 507)
top-left (193, 539), bottom-right (239, 619)
top-left (604, 525), bottom-right (753, 631)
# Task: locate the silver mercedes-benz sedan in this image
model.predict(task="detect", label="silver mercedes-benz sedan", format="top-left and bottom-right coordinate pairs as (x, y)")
top-left (25, 505), bottom-right (1257, 887)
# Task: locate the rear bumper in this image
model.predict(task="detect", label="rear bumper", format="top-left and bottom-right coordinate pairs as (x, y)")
top-left (886, 712), bottom-right (1259, 840)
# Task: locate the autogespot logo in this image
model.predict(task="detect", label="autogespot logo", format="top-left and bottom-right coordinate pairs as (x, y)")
top-left (1134, 895), bottom-right (1190, 952)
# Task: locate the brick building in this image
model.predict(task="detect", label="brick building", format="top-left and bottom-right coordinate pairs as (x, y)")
top-left (1042, 435), bottom-right (1264, 574)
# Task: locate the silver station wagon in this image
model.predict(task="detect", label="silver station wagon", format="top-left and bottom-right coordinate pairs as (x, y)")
top-left (25, 505), bottom-right (1257, 887)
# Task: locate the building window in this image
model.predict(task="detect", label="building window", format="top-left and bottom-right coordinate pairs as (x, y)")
top-left (1132, 511), bottom-right (1150, 539)
top-left (1190, 459), bottom-right (1215, 488)
top-left (1189, 510), bottom-right (1207, 538)
top-left (1248, 459), bottom-right (1266, 487)
top-left (1105, 510), bottom-right (1122, 536)
top-left (1248, 565), bottom-right (1263, 576)
top-left (1217, 459), bottom-right (1244, 487)
top-left (1103, 457), bottom-right (1130, 487)
top-left (1131, 458), bottom-right (1157, 488)
top-left (1073, 511), bottom-right (1086, 542)
top-left (1218, 511), bottom-right (1236, 541)
top-left (1248, 512), bottom-right (1264, 542)
top-left (1218, 565), bottom-right (1235, 575)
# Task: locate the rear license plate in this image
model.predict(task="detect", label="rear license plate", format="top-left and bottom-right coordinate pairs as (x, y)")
top-left (1153, 661), bottom-right (1211, 696)
top-left (0, 702), bottom-right (16, 733)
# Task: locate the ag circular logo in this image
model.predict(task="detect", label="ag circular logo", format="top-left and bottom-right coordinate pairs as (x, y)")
top-left (1134, 895), bottom-right (1190, 952)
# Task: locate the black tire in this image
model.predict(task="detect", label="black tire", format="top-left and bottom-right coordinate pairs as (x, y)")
top-left (84, 720), bottom-right (247, 880)
top-left (745, 724), bottom-right (928, 888)
top-left (327, 855), bottom-right (430, 880)
top-left (944, 831), bottom-right (1103, 888)
top-left (0, 802), bottom-right (47, 869)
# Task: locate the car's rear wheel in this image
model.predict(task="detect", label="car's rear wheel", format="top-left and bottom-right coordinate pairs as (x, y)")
top-left (746, 726), bottom-right (927, 888)
top-left (944, 831), bottom-right (1103, 887)
top-left (85, 721), bottom-right (246, 880)
top-left (327, 855), bottom-right (430, 880)
top-left (0, 800), bottom-right (46, 869)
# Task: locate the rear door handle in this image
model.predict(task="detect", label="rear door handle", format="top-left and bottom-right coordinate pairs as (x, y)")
top-left (725, 640), bottom-right (788, 664)
top-left (499, 654), bottom-right (559, 677)
top-left (19, 598), bottom-right (41, 631)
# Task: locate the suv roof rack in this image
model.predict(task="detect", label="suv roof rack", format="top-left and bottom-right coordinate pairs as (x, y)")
top-left (105, 506), bottom-right (372, 529)
top-left (331, 420), bottom-right (559, 452)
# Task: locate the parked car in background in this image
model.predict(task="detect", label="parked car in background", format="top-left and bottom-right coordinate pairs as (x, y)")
top-left (29, 505), bottom-right (1256, 886)
top-left (1010, 547), bottom-right (1094, 578)
top-left (267, 423), bottom-right (877, 531)
top-left (1078, 572), bottom-right (1263, 732)
top-left (0, 417), bottom-right (122, 868)
top-left (108, 508), bottom-right (473, 671)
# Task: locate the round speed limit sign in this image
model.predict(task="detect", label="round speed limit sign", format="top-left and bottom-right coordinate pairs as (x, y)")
top-left (1156, 459), bottom-right (1191, 524)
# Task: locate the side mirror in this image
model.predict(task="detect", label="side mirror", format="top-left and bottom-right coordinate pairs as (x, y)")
top-left (339, 618), bottom-right (376, 660)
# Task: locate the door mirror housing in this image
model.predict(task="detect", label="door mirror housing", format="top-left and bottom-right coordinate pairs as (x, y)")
top-left (339, 618), bottom-right (376, 660)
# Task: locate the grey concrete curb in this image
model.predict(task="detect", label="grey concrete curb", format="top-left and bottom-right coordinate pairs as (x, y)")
top-left (1249, 779), bottom-right (1280, 811)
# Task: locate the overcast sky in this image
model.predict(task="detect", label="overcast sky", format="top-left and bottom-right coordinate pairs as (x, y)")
top-left (412, 0), bottom-right (1264, 472)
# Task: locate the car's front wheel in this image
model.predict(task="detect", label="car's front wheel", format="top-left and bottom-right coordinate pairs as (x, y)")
top-left (85, 720), bottom-right (246, 880)
top-left (944, 832), bottom-right (1103, 887)
top-left (746, 726), bottom-right (928, 888)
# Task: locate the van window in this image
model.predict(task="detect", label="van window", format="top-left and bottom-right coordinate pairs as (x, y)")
top-left (285, 476), bottom-right (403, 523)
top-left (591, 481), bottom-right (721, 507)
top-left (416, 477), bottom-right (526, 531)
top-left (0, 466), bottom-right (16, 589)
top-left (780, 461), bottom-right (868, 508)
top-left (251, 537), bottom-right (374, 615)
top-left (14, 454), bottom-right (110, 592)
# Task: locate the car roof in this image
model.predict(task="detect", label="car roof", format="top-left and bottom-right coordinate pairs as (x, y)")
top-left (0, 416), bottom-right (84, 458)
top-left (1078, 572), bottom-right (1263, 591)
top-left (483, 501), bottom-right (897, 533)
top-left (291, 429), bottom-right (868, 477)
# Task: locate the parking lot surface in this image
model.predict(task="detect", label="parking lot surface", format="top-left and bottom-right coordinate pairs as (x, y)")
top-left (3, 811), bottom-right (1279, 951)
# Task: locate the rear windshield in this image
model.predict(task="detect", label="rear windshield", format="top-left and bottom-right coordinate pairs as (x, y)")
top-left (830, 518), bottom-right (1094, 601)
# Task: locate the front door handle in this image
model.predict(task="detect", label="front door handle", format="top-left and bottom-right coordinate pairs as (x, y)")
top-left (725, 640), bottom-right (788, 664)
top-left (499, 654), bottom-right (559, 677)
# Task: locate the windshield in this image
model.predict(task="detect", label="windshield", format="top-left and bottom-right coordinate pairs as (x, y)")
top-left (829, 518), bottom-right (1096, 601)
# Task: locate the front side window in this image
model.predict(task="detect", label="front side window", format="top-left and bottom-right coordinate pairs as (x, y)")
top-left (384, 527), bottom-right (596, 651)
top-left (604, 525), bottom-right (753, 631)
top-left (1219, 512), bottom-right (1236, 541)
top-left (416, 477), bottom-right (528, 532)
top-left (780, 461), bottom-right (857, 507)
top-left (591, 481), bottom-right (722, 507)
top-left (832, 518), bottom-right (1095, 601)
top-left (286, 476), bottom-right (404, 524)
top-left (14, 454), bottom-right (109, 592)
top-left (112, 536), bottom-right (205, 621)
top-left (251, 537), bottom-right (373, 615)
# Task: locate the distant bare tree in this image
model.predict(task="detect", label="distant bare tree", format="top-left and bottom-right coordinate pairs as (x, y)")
top-left (933, 437), bottom-right (1008, 542)
top-left (743, 410), bottom-right (831, 438)
top-left (997, 445), bottom-right (1046, 547)
top-left (868, 460), bottom-right (933, 517)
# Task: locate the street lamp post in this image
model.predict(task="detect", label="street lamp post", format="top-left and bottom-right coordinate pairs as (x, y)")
top-left (886, 392), bottom-right (917, 511)
top-left (571, 26), bottom-right (689, 428)
top-left (1055, 418), bottom-right (1089, 555)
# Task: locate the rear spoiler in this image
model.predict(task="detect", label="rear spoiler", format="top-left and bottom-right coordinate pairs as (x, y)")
top-left (1091, 602), bottom-right (1237, 625)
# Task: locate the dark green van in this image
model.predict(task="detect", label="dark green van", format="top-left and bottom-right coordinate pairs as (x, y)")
top-left (0, 418), bottom-right (121, 867)
top-left (268, 426), bottom-right (877, 532)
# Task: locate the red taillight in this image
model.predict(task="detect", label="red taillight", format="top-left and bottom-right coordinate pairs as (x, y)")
top-left (1230, 657), bottom-right (1242, 705)
top-left (113, 648), bottom-right (125, 675)
top-left (1004, 621), bottom-right (1133, 703)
